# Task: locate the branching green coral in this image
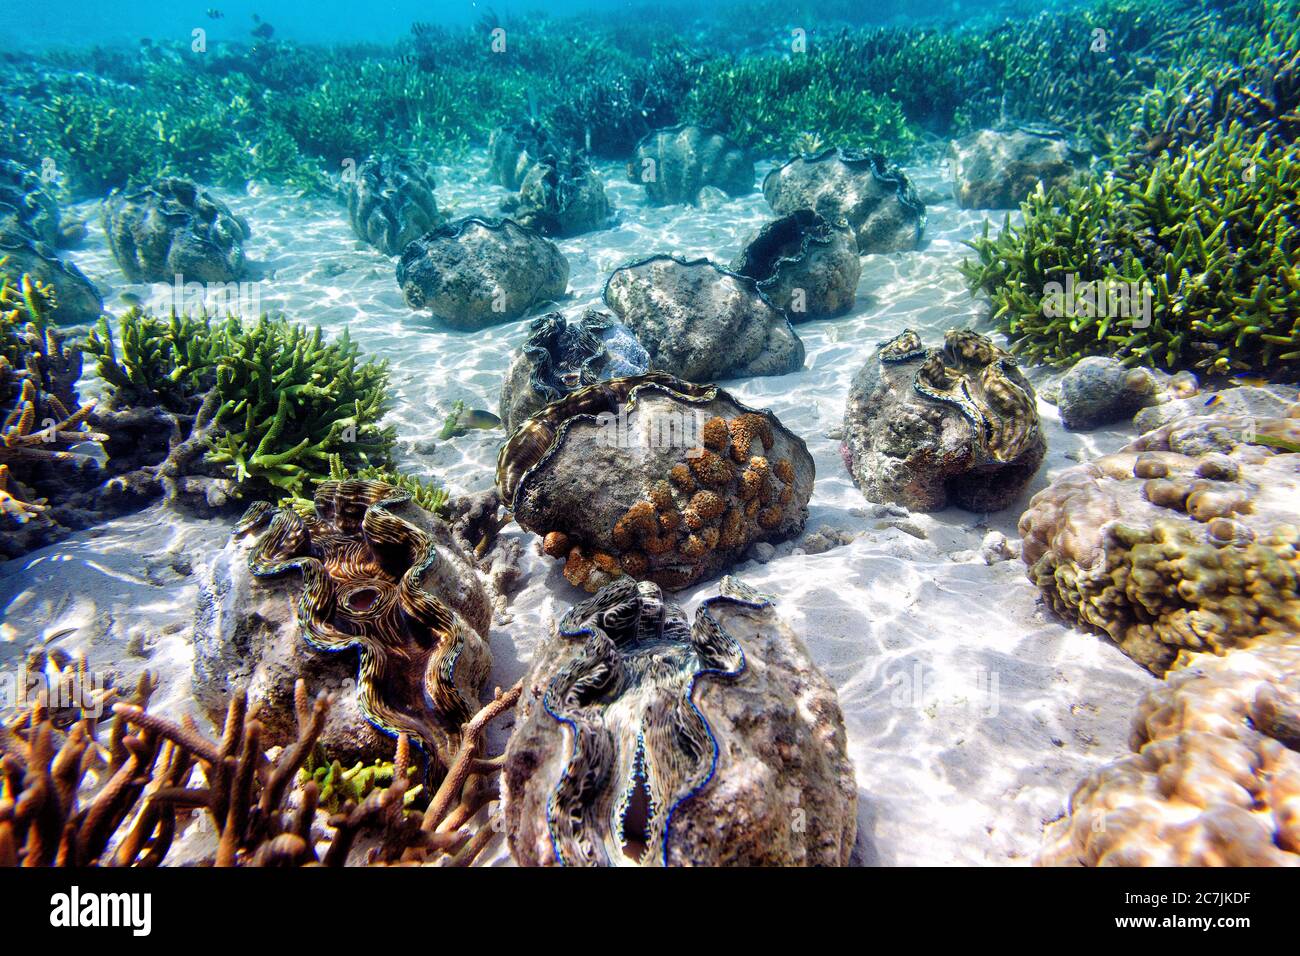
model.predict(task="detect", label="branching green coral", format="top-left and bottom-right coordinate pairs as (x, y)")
top-left (88, 309), bottom-right (395, 501)
top-left (299, 750), bottom-right (422, 814)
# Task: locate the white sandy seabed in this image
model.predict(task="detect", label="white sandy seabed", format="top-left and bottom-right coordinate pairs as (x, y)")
top-left (0, 154), bottom-right (1162, 866)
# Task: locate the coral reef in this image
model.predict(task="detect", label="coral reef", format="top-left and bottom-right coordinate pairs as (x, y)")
top-left (0, 232), bottom-right (103, 327)
top-left (842, 328), bottom-right (1045, 512)
top-left (947, 127), bottom-right (1086, 210)
top-left (603, 254), bottom-right (803, 381)
top-left (397, 217), bottom-right (569, 329)
top-left (627, 124), bottom-right (753, 206)
top-left (503, 152), bottom-right (611, 237)
top-left (498, 309), bottom-right (650, 433)
top-left (0, 265), bottom-right (107, 557)
top-left (233, 479), bottom-right (492, 777)
top-left (1020, 411), bottom-right (1300, 674)
top-left (104, 178), bottom-right (252, 283)
top-left (503, 576), bottom-right (857, 866)
top-left (86, 309), bottom-right (395, 505)
top-left (497, 373), bottom-right (814, 592)
top-left (762, 149), bottom-right (925, 254)
top-left (0, 667), bottom-right (522, 866)
top-left (729, 209), bottom-right (861, 319)
top-left (345, 155), bottom-right (442, 256)
top-left (1039, 641), bottom-right (1300, 866)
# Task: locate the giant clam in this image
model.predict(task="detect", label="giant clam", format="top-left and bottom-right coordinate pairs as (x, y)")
top-left (841, 328), bottom-right (1045, 512)
top-left (627, 124), bottom-right (753, 206)
top-left (345, 155), bottom-right (442, 256)
top-left (498, 309), bottom-right (651, 433)
top-left (502, 575), bottom-right (857, 866)
top-left (729, 209), bottom-right (861, 319)
top-left (235, 479), bottom-right (492, 775)
top-left (762, 148), bottom-right (925, 254)
top-left (497, 372), bottom-right (814, 592)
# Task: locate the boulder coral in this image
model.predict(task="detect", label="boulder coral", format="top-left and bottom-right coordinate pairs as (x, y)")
top-left (502, 575), bottom-right (857, 866)
top-left (1020, 411), bottom-right (1300, 674)
top-left (1039, 641), bottom-right (1300, 866)
top-left (496, 373), bottom-right (814, 592)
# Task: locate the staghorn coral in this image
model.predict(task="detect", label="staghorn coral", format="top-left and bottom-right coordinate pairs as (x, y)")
top-left (0, 666), bottom-right (523, 867)
top-left (497, 373), bottom-right (813, 592)
top-left (235, 479), bottom-right (492, 778)
top-left (0, 265), bottom-right (107, 555)
top-left (1020, 412), bottom-right (1300, 674)
top-left (503, 576), bottom-right (856, 866)
top-left (88, 309), bottom-right (395, 505)
top-left (497, 309), bottom-right (650, 433)
top-left (345, 155), bottom-right (443, 256)
top-left (841, 328), bottom-right (1045, 512)
top-left (1039, 641), bottom-right (1300, 866)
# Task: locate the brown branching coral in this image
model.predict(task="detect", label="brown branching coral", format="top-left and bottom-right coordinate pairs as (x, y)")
top-left (0, 669), bottom-right (523, 867)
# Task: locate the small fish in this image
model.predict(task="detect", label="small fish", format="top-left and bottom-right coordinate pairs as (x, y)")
top-left (1203, 393), bottom-right (1223, 407)
top-left (460, 409), bottom-right (501, 430)
top-left (1232, 373), bottom-right (1271, 387)
top-left (119, 291), bottom-right (145, 308)
top-left (206, 8), bottom-right (223, 19)
top-left (251, 17), bottom-right (274, 39)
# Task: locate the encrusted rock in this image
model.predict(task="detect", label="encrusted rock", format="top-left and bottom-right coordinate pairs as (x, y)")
top-left (1057, 356), bottom-right (1159, 430)
top-left (0, 232), bottom-right (103, 326)
top-left (628, 125), bottom-right (753, 206)
top-left (488, 119), bottom-right (563, 191)
top-left (1039, 641), bottom-right (1300, 866)
top-left (1134, 382), bottom-right (1294, 433)
top-left (103, 178), bottom-right (251, 283)
top-left (194, 480), bottom-right (492, 771)
top-left (497, 373), bottom-right (815, 592)
top-left (948, 127), bottom-right (1086, 210)
top-left (397, 217), bottom-right (568, 329)
top-left (345, 155), bottom-right (442, 255)
top-left (498, 309), bottom-right (650, 433)
top-left (603, 255), bottom-right (804, 381)
top-left (841, 328), bottom-right (1045, 512)
top-left (762, 148), bottom-right (925, 254)
top-left (1020, 412), bottom-right (1300, 674)
top-left (502, 576), bottom-right (857, 866)
top-left (730, 209), bottom-right (861, 320)
top-left (504, 152), bottom-right (611, 237)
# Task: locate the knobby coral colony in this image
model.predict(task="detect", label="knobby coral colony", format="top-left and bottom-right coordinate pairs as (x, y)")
top-left (236, 480), bottom-right (491, 779)
top-left (497, 373), bottom-right (808, 592)
top-left (962, 39), bottom-right (1300, 377)
top-left (537, 576), bottom-right (766, 866)
top-left (87, 308), bottom-right (395, 501)
top-left (0, 263), bottom-right (105, 526)
top-left (0, 660), bottom-right (524, 866)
